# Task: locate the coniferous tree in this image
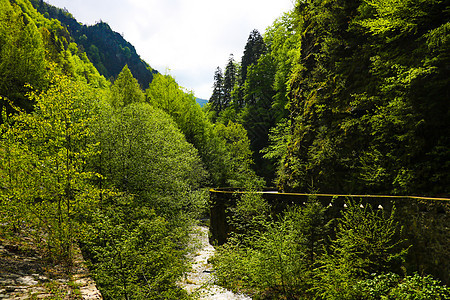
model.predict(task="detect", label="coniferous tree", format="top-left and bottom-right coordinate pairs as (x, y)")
top-left (231, 29), bottom-right (267, 109)
top-left (241, 29), bottom-right (267, 84)
top-left (223, 54), bottom-right (237, 108)
top-left (315, 201), bottom-right (408, 299)
top-left (110, 65), bottom-right (144, 108)
top-left (209, 66), bottom-right (224, 114)
top-left (240, 54), bottom-right (278, 182)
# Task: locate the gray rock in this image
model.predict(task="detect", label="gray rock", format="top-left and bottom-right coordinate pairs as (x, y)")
top-left (0, 278), bottom-right (15, 285)
top-left (16, 275), bottom-right (38, 286)
top-left (5, 286), bottom-right (16, 292)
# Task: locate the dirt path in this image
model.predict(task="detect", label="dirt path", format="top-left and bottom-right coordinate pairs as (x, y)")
top-left (179, 226), bottom-right (251, 300)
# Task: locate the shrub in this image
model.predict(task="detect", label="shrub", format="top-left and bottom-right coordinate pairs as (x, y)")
top-left (213, 195), bottom-right (327, 299)
top-left (356, 273), bottom-right (450, 300)
top-left (313, 200), bottom-right (408, 299)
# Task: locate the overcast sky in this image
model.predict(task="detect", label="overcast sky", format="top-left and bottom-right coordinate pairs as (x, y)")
top-left (44, 0), bottom-right (294, 99)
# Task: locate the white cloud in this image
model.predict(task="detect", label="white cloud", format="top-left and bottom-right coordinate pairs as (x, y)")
top-left (45, 0), bottom-right (294, 99)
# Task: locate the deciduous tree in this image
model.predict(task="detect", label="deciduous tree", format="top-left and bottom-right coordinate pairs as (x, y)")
top-left (0, 75), bottom-right (101, 261)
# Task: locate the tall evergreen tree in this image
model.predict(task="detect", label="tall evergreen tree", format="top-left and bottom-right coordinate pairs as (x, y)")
top-left (240, 53), bottom-right (278, 183)
top-left (241, 29), bottom-right (267, 83)
top-left (233, 29), bottom-right (267, 109)
top-left (223, 54), bottom-right (237, 108)
top-left (209, 66), bottom-right (224, 114)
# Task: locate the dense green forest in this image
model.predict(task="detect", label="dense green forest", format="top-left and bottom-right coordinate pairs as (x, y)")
top-left (206, 0), bottom-right (449, 298)
top-left (209, 0), bottom-right (449, 196)
top-left (0, 0), bottom-right (449, 299)
top-left (0, 0), bottom-right (261, 298)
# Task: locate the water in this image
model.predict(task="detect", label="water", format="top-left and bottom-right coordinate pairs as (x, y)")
top-left (180, 226), bottom-right (251, 300)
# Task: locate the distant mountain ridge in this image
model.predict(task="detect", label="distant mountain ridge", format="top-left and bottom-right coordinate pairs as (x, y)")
top-left (30, 0), bottom-right (157, 88)
top-left (196, 98), bottom-right (208, 107)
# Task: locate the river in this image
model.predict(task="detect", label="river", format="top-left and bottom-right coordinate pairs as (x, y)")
top-left (179, 226), bottom-right (251, 300)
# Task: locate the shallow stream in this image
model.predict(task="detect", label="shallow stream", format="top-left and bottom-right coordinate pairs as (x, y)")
top-left (179, 226), bottom-right (251, 300)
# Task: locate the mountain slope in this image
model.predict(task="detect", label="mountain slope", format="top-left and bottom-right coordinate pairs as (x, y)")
top-left (30, 0), bottom-right (157, 88)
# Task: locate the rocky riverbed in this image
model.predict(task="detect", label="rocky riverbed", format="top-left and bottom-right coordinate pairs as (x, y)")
top-left (179, 226), bottom-right (251, 300)
top-left (1, 225), bottom-right (248, 299)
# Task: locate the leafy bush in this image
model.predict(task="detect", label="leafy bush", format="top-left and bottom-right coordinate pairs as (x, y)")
top-left (226, 192), bottom-right (271, 244)
top-left (390, 273), bottom-right (450, 300)
top-left (355, 272), bottom-right (402, 299)
top-left (213, 195), bottom-right (328, 299)
top-left (81, 193), bottom-right (190, 300)
top-left (356, 273), bottom-right (450, 300)
top-left (78, 67), bottom-right (208, 298)
top-left (91, 100), bottom-right (207, 217)
top-left (313, 200), bottom-right (408, 299)
top-left (213, 198), bottom-right (425, 299)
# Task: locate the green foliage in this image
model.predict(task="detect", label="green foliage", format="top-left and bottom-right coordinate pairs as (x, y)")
top-left (0, 6), bottom-right (210, 296)
top-left (82, 89), bottom-right (207, 298)
top-left (0, 75), bottom-right (101, 261)
top-left (0, 0), bottom-right (108, 122)
top-left (212, 193), bottom-right (272, 294)
top-left (209, 67), bottom-right (225, 115)
top-left (214, 122), bottom-right (264, 188)
top-left (2, 1), bottom-right (448, 298)
top-left (355, 272), bottom-right (402, 300)
top-left (146, 73), bottom-right (208, 146)
top-left (389, 273), bottom-right (450, 300)
top-left (29, 0), bottom-right (157, 88)
top-left (213, 195), bottom-right (328, 298)
top-left (91, 101), bottom-right (206, 216)
top-left (0, 0), bottom-right (48, 114)
top-left (110, 65), bottom-right (145, 108)
top-left (357, 0), bottom-right (433, 39)
top-left (248, 198), bottom-right (329, 298)
top-left (314, 200), bottom-right (408, 299)
top-left (147, 72), bottom-right (263, 188)
top-left (264, 10), bottom-right (301, 114)
top-left (277, 0), bottom-right (449, 195)
top-left (208, 28), bottom-right (290, 183)
top-left (223, 54), bottom-right (238, 108)
top-left (356, 273), bottom-right (450, 300)
top-left (241, 29), bottom-right (267, 84)
top-left (226, 192), bottom-right (271, 244)
top-left (81, 193), bottom-right (190, 300)
top-left (213, 197), bottom-right (434, 299)
top-left (261, 119), bottom-right (291, 185)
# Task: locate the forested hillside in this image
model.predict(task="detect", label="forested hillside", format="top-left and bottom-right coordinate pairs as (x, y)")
top-left (209, 0), bottom-right (449, 196)
top-left (0, 0), bottom-right (108, 118)
top-left (0, 0), bottom-right (260, 298)
top-left (29, 0), bottom-right (158, 88)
